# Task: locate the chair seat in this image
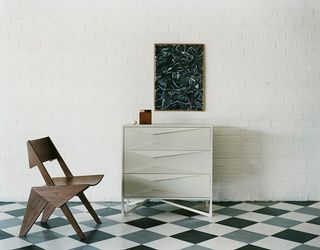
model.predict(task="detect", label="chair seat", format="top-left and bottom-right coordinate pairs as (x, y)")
top-left (52, 175), bottom-right (104, 186)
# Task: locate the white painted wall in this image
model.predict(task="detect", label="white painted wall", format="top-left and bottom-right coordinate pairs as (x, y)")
top-left (1, 0), bottom-right (320, 201)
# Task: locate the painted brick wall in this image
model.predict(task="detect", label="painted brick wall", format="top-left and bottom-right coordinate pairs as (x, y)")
top-left (1, 0), bottom-right (320, 201)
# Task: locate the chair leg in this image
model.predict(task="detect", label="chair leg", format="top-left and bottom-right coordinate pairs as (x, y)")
top-left (20, 189), bottom-right (48, 237)
top-left (41, 203), bottom-right (56, 223)
top-left (60, 204), bottom-right (85, 240)
top-left (78, 192), bottom-right (101, 224)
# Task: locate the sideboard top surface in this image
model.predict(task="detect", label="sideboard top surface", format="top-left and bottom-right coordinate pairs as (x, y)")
top-left (123, 124), bottom-right (212, 128)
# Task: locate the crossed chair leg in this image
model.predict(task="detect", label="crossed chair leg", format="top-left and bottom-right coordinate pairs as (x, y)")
top-left (20, 185), bottom-right (101, 240)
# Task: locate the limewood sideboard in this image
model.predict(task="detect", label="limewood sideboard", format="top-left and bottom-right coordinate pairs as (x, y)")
top-left (122, 124), bottom-right (213, 216)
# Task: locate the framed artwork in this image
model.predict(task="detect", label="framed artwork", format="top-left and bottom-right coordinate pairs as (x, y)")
top-left (154, 43), bottom-right (205, 111)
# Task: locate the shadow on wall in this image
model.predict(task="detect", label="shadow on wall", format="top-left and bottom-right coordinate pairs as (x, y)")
top-left (212, 126), bottom-right (272, 201)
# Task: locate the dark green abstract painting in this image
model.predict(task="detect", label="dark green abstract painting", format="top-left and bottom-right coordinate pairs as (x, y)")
top-left (154, 43), bottom-right (204, 111)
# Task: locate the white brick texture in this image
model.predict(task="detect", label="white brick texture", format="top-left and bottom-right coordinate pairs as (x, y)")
top-left (0, 0), bottom-right (320, 201)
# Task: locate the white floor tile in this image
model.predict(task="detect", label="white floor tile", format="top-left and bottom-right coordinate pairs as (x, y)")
top-left (98, 223), bottom-right (141, 236)
top-left (199, 236), bottom-right (246, 250)
top-left (37, 237), bottom-right (85, 250)
top-left (73, 212), bottom-right (94, 222)
top-left (149, 212), bottom-right (187, 223)
top-left (309, 202), bottom-right (320, 209)
top-left (34, 214), bottom-right (58, 223)
top-left (291, 223), bottom-right (320, 235)
top-left (151, 203), bottom-right (179, 212)
top-left (148, 223), bottom-right (189, 236)
top-left (0, 237), bottom-right (31, 249)
top-left (75, 203), bottom-right (107, 211)
top-left (244, 223), bottom-right (285, 235)
top-left (108, 213), bottom-right (143, 222)
top-left (192, 214), bottom-right (217, 223)
top-left (2, 224), bottom-right (44, 236)
top-left (252, 236), bottom-right (300, 250)
top-left (91, 237), bottom-right (139, 250)
top-left (0, 212), bottom-right (14, 220)
top-left (50, 224), bottom-right (93, 236)
top-left (231, 203), bottom-right (263, 212)
top-left (269, 202), bottom-right (303, 211)
top-left (207, 214), bottom-right (231, 223)
top-left (306, 236), bottom-right (320, 248)
top-left (197, 223), bottom-right (238, 236)
top-left (212, 205), bottom-right (226, 211)
top-left (236, 212), bottom-right (273, 222)
top-left (67, 204), bottom-right (85, 210)
top-left (192, 203), bottom-right (212, 212)
top-left (0, 203), bottom-right (25, 212)
top-left (145, 236), bottom-right (192, 250)
top-left (280, 212), bottom-right (317, 222)
top-left (110, 204), bottom-right (123, 210)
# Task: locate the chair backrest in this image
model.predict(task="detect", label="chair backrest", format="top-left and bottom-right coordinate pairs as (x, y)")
top-left (27, 137), bottom-right (73, 185)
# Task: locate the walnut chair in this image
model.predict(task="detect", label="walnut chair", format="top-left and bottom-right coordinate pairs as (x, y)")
top-left (19, 137), bottom-right (104, 240)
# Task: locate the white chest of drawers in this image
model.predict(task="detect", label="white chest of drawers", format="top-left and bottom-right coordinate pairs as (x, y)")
top-left (122, 124), bottom-right (213, 216)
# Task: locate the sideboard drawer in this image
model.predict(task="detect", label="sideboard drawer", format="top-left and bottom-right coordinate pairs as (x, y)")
top-left (123, 174), bottom-right (211, 198)
top-left (124, 150), bottom-right (211, 174)
top-left (124, 127), bottom-right (211, 151)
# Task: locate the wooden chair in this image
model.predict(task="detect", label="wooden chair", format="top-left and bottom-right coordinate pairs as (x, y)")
top-left (19, 137), bottom-right (104, 240)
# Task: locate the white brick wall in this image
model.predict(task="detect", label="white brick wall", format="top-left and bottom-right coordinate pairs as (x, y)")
top-left (1, 0), bottom-right (320, 201)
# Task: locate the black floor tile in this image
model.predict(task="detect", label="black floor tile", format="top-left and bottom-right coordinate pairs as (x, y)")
top-left (263, 217), bottom-right (300, 228)
top-left (171, 230), bottom-right (216, 244)
top-left (94, 207), bottom-right (121, 216)
top-left (0, 230), bottom-right (14, 240)
top-left (144, 201), bottom-right (164, 207)
top-left (80, 217), bottom-right (119, 229)
top-left (236, 245), bottom-right (269, 250)
top-left (0, 202), bottom-right (14, 206)
top-left (126, 245), bottom-right (157, 250)
top-left (171, 200), bottom-right (201, 207)
top-left (254, 207), bottom-right (289, 216)
top-left (284, 201), bottom-right (317, 206)
top-left (171, 208), bottom-right (198, 217)
top-left (14, 246), bottom-right (45, 250)
top-left (126, 218), bottom-right (166, 229)
top-left (215, 207), bottom-right (247, 216)
top-left (5, 208), bottom-right (26, 217)
top-left (122, 230), bottom-right (165, 244)
top-left (23, 230), bottom-right (64, 244)
top-left (70, 230), bottom-right (115, 244)
top-left (224, 230), bottom-right (266, 244)
top-left (67, 202), bottom-right (82, 207)
top-left (172, 218), bottom-right (210, 229)
top-left (212, 201), bottom-right (242, 207)
top-left (0, 218), bottom-right (22, 230)
top-left (69, 245), bottom-right (100, 250)
top-left (182, 246), bottom-right (212, 250)
top-left (134, 207), bottom-right (163, 216)
top-left (272, 229), bottom-right (318, 243)
top-left (246, 201), bottom-right (278, 207)
top-left (292, 245), bottom-right (320, 250)
top-left (217, 218), bottom-right (257, 229)
top-left (307, 217), bottom-right (320, 225)
top-left (295, 207), bottom-right (320, 216)
top-left (36, 217), bottom-right (69, 229)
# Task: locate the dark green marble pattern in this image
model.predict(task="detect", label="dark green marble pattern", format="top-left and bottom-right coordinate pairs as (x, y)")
top-left (155, 44), bottom-right (204, 111)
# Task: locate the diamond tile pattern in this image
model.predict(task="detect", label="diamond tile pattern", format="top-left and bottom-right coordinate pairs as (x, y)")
top-left (0, 201), bottom-right (319, 249)
top-left (171, 230), bottom-right (216, 244)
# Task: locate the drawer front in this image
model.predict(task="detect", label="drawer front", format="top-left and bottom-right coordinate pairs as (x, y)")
top-left (124, 150), bottom-right (211, 174)
top-left (124, 127), bottom-right (211, 151)
top-left (123, 174), bottom-right (211, 198)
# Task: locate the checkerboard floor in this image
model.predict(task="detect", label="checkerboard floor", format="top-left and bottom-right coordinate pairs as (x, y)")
top-left (0, 201), bottom-right (320, 250)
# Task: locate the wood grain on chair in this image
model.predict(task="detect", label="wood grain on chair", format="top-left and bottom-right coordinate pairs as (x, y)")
top-left (20, 137), bottom-right (104, 240)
